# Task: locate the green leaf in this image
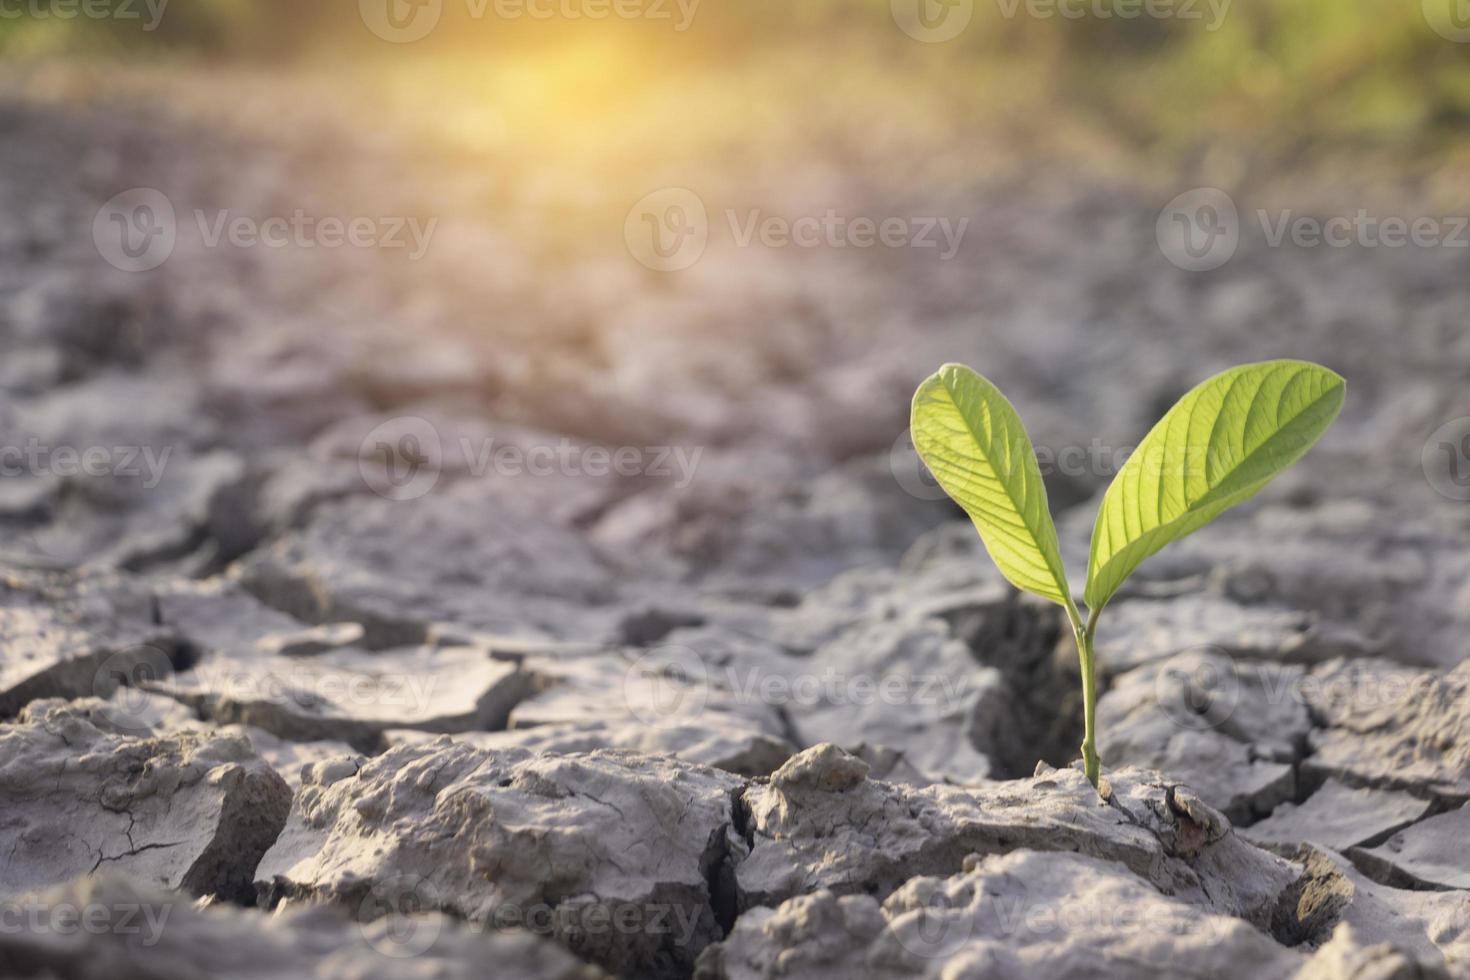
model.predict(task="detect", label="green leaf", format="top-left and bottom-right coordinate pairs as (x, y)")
top-left (1084, 359), bottom-right (1345, 613)
top-left (911, 364), bottom-right (1074, 608)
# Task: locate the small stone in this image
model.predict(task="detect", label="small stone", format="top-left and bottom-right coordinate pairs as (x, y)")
top-left (771, 743), bottom-right (870, 793)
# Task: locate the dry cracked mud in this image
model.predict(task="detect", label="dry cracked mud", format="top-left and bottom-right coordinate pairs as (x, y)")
top-left (1, 80), bottom-right (1469, 980)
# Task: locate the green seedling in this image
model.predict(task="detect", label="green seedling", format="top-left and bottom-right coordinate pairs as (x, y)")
top-left (911, 359), bottom-right (1345, 790)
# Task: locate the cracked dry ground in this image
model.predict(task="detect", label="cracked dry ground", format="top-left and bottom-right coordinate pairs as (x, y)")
top-left (2, 90), bottom-right (1470, 980)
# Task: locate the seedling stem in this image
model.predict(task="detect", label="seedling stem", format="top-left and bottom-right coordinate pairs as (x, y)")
top-left (1066, 602), bottom-right (1101, 789)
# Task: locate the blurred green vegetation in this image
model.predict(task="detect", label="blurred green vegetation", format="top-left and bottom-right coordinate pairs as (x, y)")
top-left (3, 0), bottom-right (1467, 159)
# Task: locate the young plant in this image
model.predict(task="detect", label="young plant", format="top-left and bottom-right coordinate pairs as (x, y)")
top-left (911, 360), bottom-right (1345, 790)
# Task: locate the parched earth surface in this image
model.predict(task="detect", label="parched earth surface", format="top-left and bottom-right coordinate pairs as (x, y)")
top-left (2, 80), bottom-right (1470, 979)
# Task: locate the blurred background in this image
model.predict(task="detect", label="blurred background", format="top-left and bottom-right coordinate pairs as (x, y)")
top-left (10, 0), bottom-right (1470, 162)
